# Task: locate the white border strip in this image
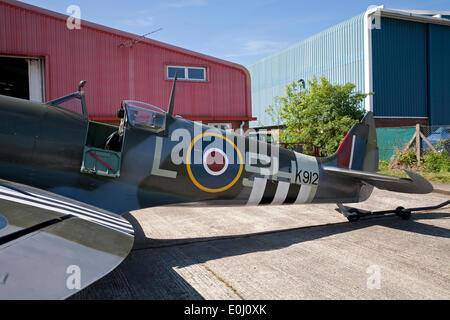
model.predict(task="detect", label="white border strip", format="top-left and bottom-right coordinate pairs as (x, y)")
top-left (0, 187), bottom-right (133, 234)
top-left (0, 193), bottom-right (133, 234)
top-left (0, 187), bottom-right (131, 228)
top-left (364, 6), bottom-right (384, 112)
top-left (295, 185), bottom-right (312, 204)
top-left (28, 191), bottom-right (127, 224)
top-left (348, 135), bottom-right (356, 169)
top-left (271, 181), bottom-right (290, 205)
top-left (247, 177), bottom-right (267, 205)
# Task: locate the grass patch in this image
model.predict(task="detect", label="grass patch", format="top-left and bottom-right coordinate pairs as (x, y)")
top-left (378, 160), bottom-right (450, 183)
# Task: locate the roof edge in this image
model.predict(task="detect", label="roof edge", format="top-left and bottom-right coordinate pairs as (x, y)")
top-left (2, 0), bottom-right (250, 71)
top-left (375, 7), bottom-right (450, 26)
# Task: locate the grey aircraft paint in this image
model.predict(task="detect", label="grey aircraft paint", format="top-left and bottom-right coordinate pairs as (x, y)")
top-left (0, 179), bottom-right (134, 299)
top-left (0, 80), bottom-right (433, 299)
top-left (0, 83), bottom-right (432, 215)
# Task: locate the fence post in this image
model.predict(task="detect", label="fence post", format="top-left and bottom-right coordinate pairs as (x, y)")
top-left (415, 124), bottom-right (421, 164)
top-left (419, 131), bottom-right (437, 152)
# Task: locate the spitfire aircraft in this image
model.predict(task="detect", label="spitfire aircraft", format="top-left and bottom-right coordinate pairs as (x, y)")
top-left (0, 78), bottom-right (433, 299)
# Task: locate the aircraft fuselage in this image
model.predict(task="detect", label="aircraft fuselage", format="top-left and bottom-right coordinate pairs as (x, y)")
top-left (0, 94), bottom-right (370, 214)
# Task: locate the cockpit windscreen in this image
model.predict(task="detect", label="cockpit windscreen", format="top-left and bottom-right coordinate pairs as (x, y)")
top-left (124, 100), bottom-right (166, 133)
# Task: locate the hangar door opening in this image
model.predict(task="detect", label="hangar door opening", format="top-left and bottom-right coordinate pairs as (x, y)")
top-left (0, 56), bottom-right (45, 102)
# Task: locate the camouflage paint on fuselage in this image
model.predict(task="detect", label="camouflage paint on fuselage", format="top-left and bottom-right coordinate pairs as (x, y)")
top-left (0, 92), bottom-right (431, 215)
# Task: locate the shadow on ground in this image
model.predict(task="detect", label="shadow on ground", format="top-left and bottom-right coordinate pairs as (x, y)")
top-left (71, 210), bottom-right (450, 300)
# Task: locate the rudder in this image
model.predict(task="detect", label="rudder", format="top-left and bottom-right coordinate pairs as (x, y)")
top-left (334, 112), bottom-right (378, 172)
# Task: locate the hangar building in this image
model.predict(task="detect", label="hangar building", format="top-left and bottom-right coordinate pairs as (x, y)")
top-left (0, 0), bottom-right (254, 130)
top-left (248, 6), bottom-right (450, 128)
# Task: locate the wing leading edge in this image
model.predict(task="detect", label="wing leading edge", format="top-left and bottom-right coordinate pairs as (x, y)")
top-left (0, 180), bottom-right (134, 300)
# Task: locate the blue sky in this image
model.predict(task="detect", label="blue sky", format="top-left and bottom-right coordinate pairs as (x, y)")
top-left (21, 0), bottom-right (450, 66)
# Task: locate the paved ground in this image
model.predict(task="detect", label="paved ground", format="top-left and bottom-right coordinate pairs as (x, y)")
top-left (73, 188), bottom-right (450, 300)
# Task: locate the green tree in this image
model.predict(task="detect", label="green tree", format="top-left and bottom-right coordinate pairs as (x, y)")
top-left (266, 76), bottom-right (370, 156)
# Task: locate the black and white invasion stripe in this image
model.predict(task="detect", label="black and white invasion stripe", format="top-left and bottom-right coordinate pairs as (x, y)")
top-left (0, 185), bottom-right (134, 235)
top-left (246, 177), bottom-right (318, 206)
top-left (246, 151), bottom-right (320, 206)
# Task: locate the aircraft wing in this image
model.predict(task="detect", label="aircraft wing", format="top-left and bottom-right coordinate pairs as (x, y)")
top-left (0, 179), bottom-right (134, 300)
top-left (323, 166), bottom-right (433, 194)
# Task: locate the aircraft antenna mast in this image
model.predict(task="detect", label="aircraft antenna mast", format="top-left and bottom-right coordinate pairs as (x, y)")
top-left (167, 72), bottom-right (177, 116)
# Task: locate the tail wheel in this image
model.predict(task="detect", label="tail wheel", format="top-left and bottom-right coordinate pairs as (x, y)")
top-left (395, 206), bottom-right (412, 220)
top-left (347, 208), bottom-right (360, 222)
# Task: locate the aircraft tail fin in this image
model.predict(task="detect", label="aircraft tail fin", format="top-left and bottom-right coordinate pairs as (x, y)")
top-left (332, 111), bottom-right (379, 172)
top-left (325, 112), bottom-right (433, 195)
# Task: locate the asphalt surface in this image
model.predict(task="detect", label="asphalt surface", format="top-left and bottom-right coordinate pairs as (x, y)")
top-left (73, 187), bottom-right (450, 300)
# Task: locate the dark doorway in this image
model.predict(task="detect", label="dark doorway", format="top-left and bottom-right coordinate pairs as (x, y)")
top-left (0, 57), bottom-right (29, 99)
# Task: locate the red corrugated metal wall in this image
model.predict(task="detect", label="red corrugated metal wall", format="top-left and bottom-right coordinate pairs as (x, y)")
top-left (0, 0), bottom-right (252, 122)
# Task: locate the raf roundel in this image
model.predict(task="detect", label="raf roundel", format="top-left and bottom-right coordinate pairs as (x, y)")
top-left (186, 133), bottom-right (243, 193)
top-left (203, 148), bottom-right (229, 176)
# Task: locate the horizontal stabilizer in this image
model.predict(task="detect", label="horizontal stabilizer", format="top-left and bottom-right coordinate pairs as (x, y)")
top-left (323, 166), bottom-right (433, 194)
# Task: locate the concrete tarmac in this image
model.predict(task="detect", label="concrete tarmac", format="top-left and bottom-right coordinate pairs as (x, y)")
top-left (73, 188), bottom-right (450, 300)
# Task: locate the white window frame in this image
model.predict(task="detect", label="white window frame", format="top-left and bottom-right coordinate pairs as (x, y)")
top-left (27, 58), bottom-right (46, 102)
top-left (0, 55), bottom-right (46, 102)
top-left (167, 65), bottom-right (206, 81)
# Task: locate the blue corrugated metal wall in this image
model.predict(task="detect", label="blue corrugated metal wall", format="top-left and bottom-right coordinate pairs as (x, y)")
top-left (428, 24), bottom-right (450, 125)
top-left (371, 17), bottom-right (428, 118)
top-left (249, 12), bottom-right (450, 129)
top-left (247, 13), bottom-right (365, 128)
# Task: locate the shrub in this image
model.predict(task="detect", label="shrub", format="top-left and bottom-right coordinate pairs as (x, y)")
top-left (395, 149), bottom-right (417, 167)
top-left (423, 150), bottom-right (450, 173)
top-left (265, 76), bottom-right (370, 156)
top-left (378, 160), bottom-right (390, 171)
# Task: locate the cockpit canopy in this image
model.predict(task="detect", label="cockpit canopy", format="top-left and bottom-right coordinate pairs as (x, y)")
top-left (48, 92), bottom-right (86, 117)
top-left (123, 100), bottom-right (166, 133)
